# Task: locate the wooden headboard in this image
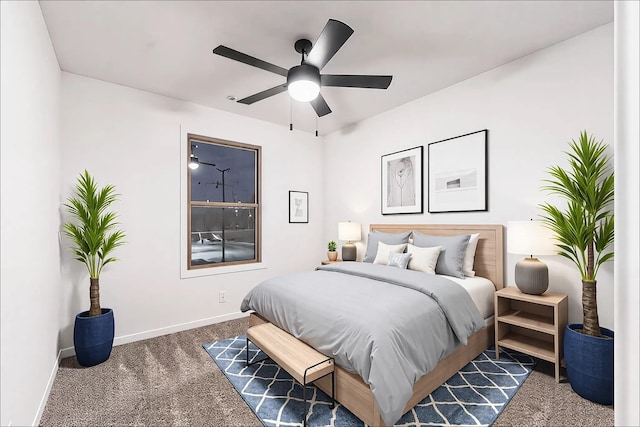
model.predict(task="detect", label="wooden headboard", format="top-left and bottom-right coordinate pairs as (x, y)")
top-left (369, 224), bottom-right (504, 289)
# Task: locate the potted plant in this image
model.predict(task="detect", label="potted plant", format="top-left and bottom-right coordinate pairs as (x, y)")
top-left (63, 171), bottom-right (126, 367)
top-left (327, 240), bottom-right (338, 261)
top-left (539, 131), bottom-right (614, 404)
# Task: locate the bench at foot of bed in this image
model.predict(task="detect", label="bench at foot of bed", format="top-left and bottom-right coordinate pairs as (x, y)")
top-left (246, 322), bottom-right (335, 427)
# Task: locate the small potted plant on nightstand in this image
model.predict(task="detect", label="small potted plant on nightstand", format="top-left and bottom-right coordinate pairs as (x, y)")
top-left (540, 131), bottom-right (614, 404)
top-left (327, 240), bottom-right (338, 261)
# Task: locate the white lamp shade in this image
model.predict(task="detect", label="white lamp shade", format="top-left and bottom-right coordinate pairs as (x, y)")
top-left (507, 220), bottom-right (557, 256)
top-left (338, 222), bottom-right (361, 242)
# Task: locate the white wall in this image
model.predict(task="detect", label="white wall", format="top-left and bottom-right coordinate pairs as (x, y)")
top-left (614, 1), bottom-right (640, 424)
top-left (323, 24), bottom-right (614, 329)
top-left (0, 2), bottom-right (62, 426)
top-left (59, 73), bottom-right (324, 350)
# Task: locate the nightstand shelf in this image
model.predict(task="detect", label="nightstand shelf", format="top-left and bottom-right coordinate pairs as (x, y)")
top-left (321, 260), bottom-right (343, 265)
top-left (497, 332), bottom-right (555, 362)
top-left (495, 286), bottom-right (568, 382)
top-left (497, 310), bottom-right (555, 334)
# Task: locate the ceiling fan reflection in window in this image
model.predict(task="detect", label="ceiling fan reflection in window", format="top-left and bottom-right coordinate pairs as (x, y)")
top-left (212, 19), bottom-right (392, 117)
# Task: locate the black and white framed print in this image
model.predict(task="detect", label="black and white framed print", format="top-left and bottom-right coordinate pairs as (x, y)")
top-left (381, 146), bottom-right (424, 215)
top-left (428, 130), bottom-right (488, 213)
top-left (289, 191), bottom-right (308, 223)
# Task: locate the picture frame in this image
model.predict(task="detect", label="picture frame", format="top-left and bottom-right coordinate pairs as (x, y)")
top-left (428, 130), bottom-right (488, 213)
top-left (289, 191), bottom-right (308, 223)
top-left (381, 146), bottom-right (424, 215)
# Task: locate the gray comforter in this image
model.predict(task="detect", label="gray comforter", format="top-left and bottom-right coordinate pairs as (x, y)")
top-left (240, 262), bottom-right (485, 426)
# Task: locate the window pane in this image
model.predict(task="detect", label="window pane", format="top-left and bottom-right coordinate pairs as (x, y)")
top-left (190, 206), bottom-right (256, 266)
top-left (190, 142), bottom-right (256, 203)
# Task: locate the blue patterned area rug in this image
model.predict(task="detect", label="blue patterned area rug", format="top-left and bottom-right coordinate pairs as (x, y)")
top-left (203, 336), bottom-right (536, 427)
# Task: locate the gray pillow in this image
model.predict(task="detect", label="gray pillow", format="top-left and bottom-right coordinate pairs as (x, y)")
top-left (363, 230), bottom-right (411, 263)
top-left (412, 231), bottom-right (471, 278)
top-left (388, 252), bottom-right (412, 269)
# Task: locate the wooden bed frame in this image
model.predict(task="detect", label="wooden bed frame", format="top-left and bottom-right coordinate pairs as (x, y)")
top-left (250, 224), bottom-right (504, 426)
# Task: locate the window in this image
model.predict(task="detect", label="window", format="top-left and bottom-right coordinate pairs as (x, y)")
top-left (187, 134), bottom-right (261, 269)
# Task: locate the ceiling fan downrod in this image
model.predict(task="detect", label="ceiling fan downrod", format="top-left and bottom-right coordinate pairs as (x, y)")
top-left (294, 39), bottom-right (312, 65)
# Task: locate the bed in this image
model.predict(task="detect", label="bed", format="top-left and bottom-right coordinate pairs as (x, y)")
top-left (243, 224), bottom-right (504, 426)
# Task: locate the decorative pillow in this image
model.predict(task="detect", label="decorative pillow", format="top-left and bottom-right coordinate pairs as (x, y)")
top-left (363, 230), bottom-right (412, 263)
top-left (406, 244), bottom-right (442, 274)
top-left (373, 242), bottom-right (407, 265)
top-left (387, 252), bottom-right (412, 269)
top-left (463, 233), bottom-right (480, 277)
top-left (412, 231), bottom-right (471, 278)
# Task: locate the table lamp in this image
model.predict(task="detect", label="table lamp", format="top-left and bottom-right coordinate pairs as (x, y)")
top-left (507, 220), bottom-right (557, 295)
top-left (338, 221), bottom-right (361, 261)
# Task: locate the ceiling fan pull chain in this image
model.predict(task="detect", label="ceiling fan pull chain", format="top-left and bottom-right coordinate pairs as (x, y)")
top-left (315, 116), bottom-right (318, 137)
top-left (290, 98), bottom-right (293, 131)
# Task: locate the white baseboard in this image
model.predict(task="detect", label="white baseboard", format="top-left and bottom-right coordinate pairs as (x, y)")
top-left (59, 311), bottom-right (249, 358)
top-left (32, 349), bottom-right (63, 426)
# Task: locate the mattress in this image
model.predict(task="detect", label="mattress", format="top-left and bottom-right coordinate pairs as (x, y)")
top-left (442, 275), bottom-right (496, 320)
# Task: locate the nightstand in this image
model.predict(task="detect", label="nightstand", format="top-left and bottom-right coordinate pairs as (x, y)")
top-left (495, 286), bottom-right (568, 382)
top-left (321, 260), bottom-right (343, 265)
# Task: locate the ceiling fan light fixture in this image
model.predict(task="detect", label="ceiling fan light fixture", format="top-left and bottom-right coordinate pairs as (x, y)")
top-left (287, 64), bottom-right (320, 102)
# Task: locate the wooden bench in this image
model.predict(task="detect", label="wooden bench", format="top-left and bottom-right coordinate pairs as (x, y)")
top-left (246, 323), bottom-right (335, 427)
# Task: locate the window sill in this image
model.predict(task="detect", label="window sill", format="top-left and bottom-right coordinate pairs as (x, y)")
top-left (181, 262), bottom-right (267, 279)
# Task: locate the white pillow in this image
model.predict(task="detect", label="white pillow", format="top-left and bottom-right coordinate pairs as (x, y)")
top-left (406, 244), bottom-right (442, 274)
top-left (387, 252), bottom-right (412, 269)
top-left (463, 233), bottom-right (480, 277)
top-left (373, 242), bottom-right (407, 265)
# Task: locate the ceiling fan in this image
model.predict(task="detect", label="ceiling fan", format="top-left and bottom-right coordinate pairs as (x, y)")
top-left (212, 19), bottom-right (393, 117)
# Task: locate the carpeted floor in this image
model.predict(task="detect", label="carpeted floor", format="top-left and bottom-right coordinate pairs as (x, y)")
top-left (40, 317), bottom-right (613, 426)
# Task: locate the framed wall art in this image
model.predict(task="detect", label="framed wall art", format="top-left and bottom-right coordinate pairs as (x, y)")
top-left (381, 146), bottom-right (423, 215)
top-left (428, 130), bottom-right (488, 213)
top-left (289, 191), bottom-right (308, 223)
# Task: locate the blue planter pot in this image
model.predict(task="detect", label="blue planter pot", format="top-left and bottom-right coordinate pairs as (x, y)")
top-left (564, 323), bottom-right (614, 405)
top-left (74, 308), bottom-right (115, 367)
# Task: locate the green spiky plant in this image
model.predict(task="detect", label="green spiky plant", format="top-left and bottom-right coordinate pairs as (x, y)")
top-left (63, 171), bottom-right (126, 317)
top-left (539, 131), bottom-right (614, 337)
top-left (327, 240), bottom-right (337, 252)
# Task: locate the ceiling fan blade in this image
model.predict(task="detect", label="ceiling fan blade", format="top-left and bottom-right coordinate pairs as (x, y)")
top-left (237, 84), bottom-right (288, 105)
top-left (321, 74), bottom-right (393, 89)
top-left (305, 19), bottom-right (354, 71)
top-left (213, 45), bottom-right (288, 77)
top-left (309, 93), bottom-right (332, 117)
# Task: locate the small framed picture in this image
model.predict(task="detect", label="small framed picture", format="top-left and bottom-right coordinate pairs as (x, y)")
top-left (381, 146), bottom-right (424, 215)
top-left (428, 130), bottom-right (488, 213)
top-left (289, 191), bottom-right (308, 223)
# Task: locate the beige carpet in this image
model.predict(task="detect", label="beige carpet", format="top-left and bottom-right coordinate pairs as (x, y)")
top-left (40, 317), bottom-right (613, 426)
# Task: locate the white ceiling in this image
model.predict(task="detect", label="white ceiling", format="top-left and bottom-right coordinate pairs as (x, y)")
top-left (40, 1), bottom-right (613, 136)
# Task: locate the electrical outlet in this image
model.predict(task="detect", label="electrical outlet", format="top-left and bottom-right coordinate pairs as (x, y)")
top-left (219, 291), bottom-right (226, 303)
